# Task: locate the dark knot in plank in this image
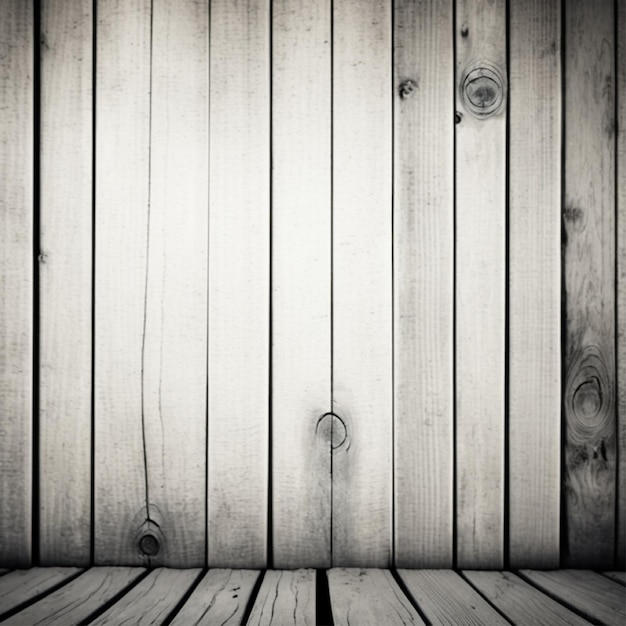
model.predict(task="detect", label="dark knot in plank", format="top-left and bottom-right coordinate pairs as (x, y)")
top-left (460, 64), bottom-right (505, 118)
top-left (316, 412), bottom-right (348, 449)
top-left (138, 533), bottom-right (160, 557)
top-left (399, 79), bottom-right (418, 99)
top-left (564, 344), bottom-right (613, 446)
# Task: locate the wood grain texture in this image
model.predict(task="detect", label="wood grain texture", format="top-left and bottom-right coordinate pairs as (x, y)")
top-left (90, 568), bottom-right (201, 625)
top-left (332, 0), bottom-right (393, 567)
top-left (38, 0), bottom-right (92, 567)
top-left (140, 0), bottom-right (208, 567)
top-left (94, 0), bottom-right (152, 566)
top-left (617, 0), bottom-right (626, 571)
top-left (463, 570), bottom-right (591, 626)
top-left (393, 0), bottom-right (454, 569)
top-left (508, 0), bottom-right (562, 569)
top-left (562, 0), bottom-right (616, 568)
top-left (247, 569), bottom-right (316, 626)
top-left (4, 567), bottom-right (145, 625)
top-left (398, 569), bottom-right (507, 625)
top-left (520, 569), bottom-right (626, 625)
top-left (208, 0), bottom-right (270, 569)
top-left (0, 568), bottom-right (82, 618)
top-left (170, 569), bottom-right (260, 626)
top-left (454, 0), bottom-right (506, 569)
top-left (0, 0), bottom-right (33, 567)
top-left (96, 0), bottom-right (208, 567)
top-left (328, 568), bottom-right (424, 625)
top-left (271, 0), bottom-right (332, 569)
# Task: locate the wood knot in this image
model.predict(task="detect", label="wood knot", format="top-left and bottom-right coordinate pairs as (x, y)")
top-left (564, 345), bottom-right (613, 446)
top-left (316, 412), bottom-right (347, 449)
top-left (461, 64), bottom-right (505, 118)
top-left (399, 79), bottom-right (418, 99)
top-left (138, 533), bottom-right (160, 556)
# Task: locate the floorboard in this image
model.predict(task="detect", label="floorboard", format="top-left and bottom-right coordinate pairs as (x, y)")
top-left (0, 568), bottom-right (623, 625)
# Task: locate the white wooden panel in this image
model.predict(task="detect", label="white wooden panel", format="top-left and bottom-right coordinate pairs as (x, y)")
top-left (39, 0), bottom-right (93, 566)
top-left (208, 0), bottom-right (270, 568)
top-left (271, 0), bottom-right (332, 568)
top-left (141, 0), bottom-right (208, 566)
top-left (0, 0), bottom-right (34, 567)
top-left (508, 0), bottom-right (561, 568)
top-left (95, 0), bottom-right (153, 565)
top-left (332, 0), bottom-right (393, 567)
top-left (454, 0), bottom-right (506, 569)
top-left (393, 0), bottom-right (454, 568)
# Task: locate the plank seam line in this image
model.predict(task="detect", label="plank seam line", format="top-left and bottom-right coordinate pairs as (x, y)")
top-left (240, 569), bottom-right (266, 625)
top-left (205, 0), bottom-right (211, 570)
top-left (316, 569), bottom-right (335, 625)
top-left (267, 0), bottom-right (274, 571)
top-left (612, 0), bottom-right (621, 571)
top-left (558, 0), bottom-right (568, 569)
top-left (330, 0), bottom-right (335, 568)
top-left (503, 0), bottom-right (511, 571)
top-left (0, 569), bottom-right (86, 623)
top-left (457, 570), bottom-right (514, 624)
top-left (388, 569), bottom-right (430, 625)
top-left (90, 0), bottom-right (98, 567)
top-left (451, 0), bottom-right (459, 572)
top-left (598, 571), bottom-right (626, 587)
top-left (77, 568), bottom-right (152, 626)
top-left (32, 0), bottom-right (42, 568)
top-left (160, 568), bottom-right (207, 626)
top-left (390, 0), bottom-right (396, 570)
top-left (514, 571), bottom-right (604, 626)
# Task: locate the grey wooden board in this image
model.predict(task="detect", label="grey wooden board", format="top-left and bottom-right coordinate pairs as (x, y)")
top-left (603, 571), bottom-right (626, 585)
top-left (90, 568), bottom-right (201, 625)
top-left (464, 570), bottom-right (591, 626)
top-left (393, 0), bottom-right (454, 569)
top-left (398, 569), bottom-right (507, 625)
top-left (247, 569), bottom-right (316, 626)
top-left (4, 567), bottom-right (145, 625)
top-left (0, 568), bottom-right (82, 617)
top-left (328, 569), bottom-right (424, 625)
top-left (520, 569), bottom-right (626, 625)
top-left (0, 0), bottom-right (33, 568)
top-left (169, 569), bottom-right (260, 626)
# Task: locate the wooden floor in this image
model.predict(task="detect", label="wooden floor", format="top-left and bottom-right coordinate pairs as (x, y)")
top-left (0, 568), bottom-right (624, 625)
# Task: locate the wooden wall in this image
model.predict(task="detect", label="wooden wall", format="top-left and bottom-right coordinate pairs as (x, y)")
top-left (0, 0), bottom-right (623, 570)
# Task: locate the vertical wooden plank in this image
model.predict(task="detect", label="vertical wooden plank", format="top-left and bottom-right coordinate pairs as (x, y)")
top-left (455, 0), bottom-right (507, 568)
top-left (95, 0), bottom-right (151, 566)
top-left (332, 0), bottom-right (393, 567)
top-left (0, 0), bottom-right (33, 567)
top-left (96, 0), bottom-right (208, 567)
top-left (39, 0), bottom-right (92, 566)
top-left (142, 0), bottom-right (208, 566)
top-left (272, 0), bottom-right (332, 568)
top-left (508, 0), bottom-right (561, 568)
top-left (208, 0), bottom-right (270, 568)
top-left (616, 0), bottom-right (626, 570)
top-left (562, 0), bottom-right (616, 567)
top-left (393, 0), bottom-right (454, 568)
